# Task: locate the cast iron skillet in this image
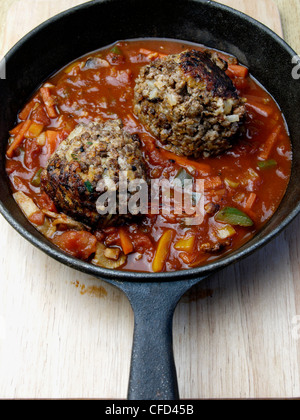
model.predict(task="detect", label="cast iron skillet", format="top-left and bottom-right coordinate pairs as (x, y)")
top-left (1, 0), bottom-right (300, 400)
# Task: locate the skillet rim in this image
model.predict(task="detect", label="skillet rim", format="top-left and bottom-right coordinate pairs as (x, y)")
top-left (1, 0), bottom-right (300, 282)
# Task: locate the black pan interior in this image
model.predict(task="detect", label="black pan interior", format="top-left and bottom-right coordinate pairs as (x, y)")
top-left (1, 0), bottom-right (300, 281)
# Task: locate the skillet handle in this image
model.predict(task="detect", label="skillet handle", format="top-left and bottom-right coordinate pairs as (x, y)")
top-left (119, 279), bottom-right (200, 400)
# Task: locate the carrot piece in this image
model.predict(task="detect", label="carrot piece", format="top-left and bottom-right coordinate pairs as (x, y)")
top-left (245, 100), bottom-right (273, 118)
top-left (160, 149), bottom-right (211, 175)
top-left (259, 126), bottom-right (281, 160)
top-left (9, 121), bottom-right (25, 136)
top-left (174, 236), bottom-right (195, 252)
top-left (179, 251), bottom-right (199, 265)
top-left (6, 119), bottom-right (32, 158)
top-left (119, 228), bottom-right (134, 255)
top-left (40, 86), bottom-right (57, 118)
top-left (139, 48), bottom-right (166, 59)
top-left (227, 64), bottom-right (249, 78)
top-left (18, 100), bottom-right (36, 120)
top-left (45, 130), bottom-right (59, 155)
top-left (152, 229), bottom-right (175, 272)
top-left (204, 176), bottom-right (223, 190)
top-left (244, 192), bottom-right (257, 210)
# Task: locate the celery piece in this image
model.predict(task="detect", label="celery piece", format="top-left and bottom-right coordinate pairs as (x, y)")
top-left (225, 178), bottom-right (240, 188)
top-left (257, 159), bottom-right (277, 170)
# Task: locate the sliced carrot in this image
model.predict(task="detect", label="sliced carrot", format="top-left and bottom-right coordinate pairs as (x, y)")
top-left (227, 64), bottom-right (249, 78)
top-left (152, 229), bottom-right (175, 272)
top-left (45, 130), bottom-right (59, 155)
top-left (245, 100), bottom-right (273, 118)
top-left (139, 48), bottom-right (166, 59)
top-left (204, 176), bottom-right (223, 190)
top-left (6, 119), bottom-right (32, 158)
top-left (119, 228), bottom-right (134, 255)
top-left (244, 192), bottom-right (257, 210)
top-left (259, 126), bottom-right (281, 160)
top-left (160, 149), bottom-right (211, 175)
top-left (9, 121), bottom-right (25, 136)
top-left (174, 236), bottom-right (195, 252)
top-left (18, 99), bottom-right (36, 120)
top-left (40, 86), bottom-right (58, 118)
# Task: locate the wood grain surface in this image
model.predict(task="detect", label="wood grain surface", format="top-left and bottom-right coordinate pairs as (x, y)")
top-left (0, 0), bottom-right (300, 400)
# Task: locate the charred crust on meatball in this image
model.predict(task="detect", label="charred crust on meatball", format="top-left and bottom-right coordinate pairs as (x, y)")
top-left (180, 50), bottom-right (238, 99)
top-left (133, 49), bottom-right (247, 158)
top-left (41, 119), bottom-right (148, 227)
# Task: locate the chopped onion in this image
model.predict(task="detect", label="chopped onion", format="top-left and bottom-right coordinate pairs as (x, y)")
top-left (217, 225), bottom-right (237, 239)
top-left (225, 114), bottom-right (240, 123)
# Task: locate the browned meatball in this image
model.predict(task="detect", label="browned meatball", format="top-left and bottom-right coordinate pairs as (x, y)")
top-left (134, 49), bottom-right (246, 158)
top-left (41, 119), bottom-right (148, 227)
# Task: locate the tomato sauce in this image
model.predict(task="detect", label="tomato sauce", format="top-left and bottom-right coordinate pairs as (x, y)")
top-left (5, 39), bottom-right (292, 273)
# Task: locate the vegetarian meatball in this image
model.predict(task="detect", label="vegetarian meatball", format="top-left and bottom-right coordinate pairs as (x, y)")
top-left (134, 49), bottom-right (246, 158)
top-left (41, 119), bottom-right (148, 227)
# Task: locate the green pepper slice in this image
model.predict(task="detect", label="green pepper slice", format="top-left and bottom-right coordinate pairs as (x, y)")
top-left (110, 45), bottom-right (123, 55)
top-left (31, 168), bottom-right (43, 187)
top-left (215, 207), bottom-right (254, 227)
top-left (84, 180), bottom-right (94, 193)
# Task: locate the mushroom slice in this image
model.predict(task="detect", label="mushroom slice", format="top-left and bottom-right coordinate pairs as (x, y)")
top-left (13, 191), bottom-right (54, 238)
top-left (92, 242), bottom-right (126, 269)
top-left (42, 209), bottom-right (86, 231)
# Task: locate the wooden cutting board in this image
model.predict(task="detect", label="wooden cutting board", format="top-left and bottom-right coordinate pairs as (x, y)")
top-left (0, 0), bottom-right (283, 57)
top-left (1, 0), bottom-right (300, 400)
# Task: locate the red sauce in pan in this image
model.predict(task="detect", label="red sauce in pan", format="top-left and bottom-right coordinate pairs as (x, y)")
top-left (5, 39), bottom-right (292, 272)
